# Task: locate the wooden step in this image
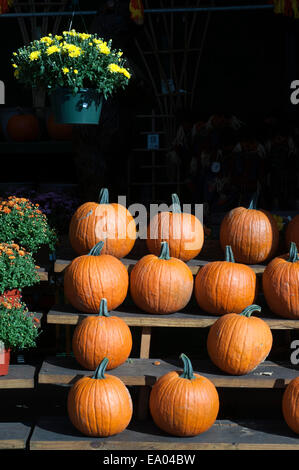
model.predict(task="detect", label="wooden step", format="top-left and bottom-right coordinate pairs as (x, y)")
top-left (0, 422), bottom-right (32, 450)
top-left (29, 417), bottom-right (299, 450)
top-left (47, 304), bottom-right (299, 330)
top-left (0, 364), bottom-right (36, 389)
top-left (38, 356), bottom-right (299, 389)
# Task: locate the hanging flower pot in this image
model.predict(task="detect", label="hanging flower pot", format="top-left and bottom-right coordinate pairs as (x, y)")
top-left (0, 347), bottom-right (10, 376)
top-left (50, 88), bottom-right (104, 125)
top-left (0, 289), bottom-right (21, 307)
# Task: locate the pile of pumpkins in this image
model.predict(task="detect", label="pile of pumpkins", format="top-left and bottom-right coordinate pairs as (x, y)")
top-left (63, 187), bottom-right (299, 439)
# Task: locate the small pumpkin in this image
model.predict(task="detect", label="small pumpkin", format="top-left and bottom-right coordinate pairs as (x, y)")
top-left (262, 242), bottom-right (299, 319)
top-left (7, 112), bottom-right (40, 142)
top-left (67, 357), bottom-right (133, 437)
top-left (72, 298), bottom-right (132, 370)
top-left (207, 305), bottom-right (273, 375)
top-left (282, 377), bottom-right (299, 434)
top-left (146, 193), bottom-right (204, 262)
top-left (194, 245), bottom-right (257, 315)
top-left (130, 241), bottom-right (194, 314)
top-left (286, 215), bottom-right (299, 251)
top-left (64, 241), bottom-right (129, 313)
top-left (46, 113), bottom-right (73, 141)
top-left (149, 353), bottom-right (219, 437)
top-left (219, 193), bottom-right (279, 264)
top-left (69, 187), bottom-right (136, 258)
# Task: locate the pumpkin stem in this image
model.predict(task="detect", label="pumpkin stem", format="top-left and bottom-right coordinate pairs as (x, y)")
top-left (171, 193), bottom-right (182, 213)
top-left (179, 353), bottom-right (196, 380)
top-left (99, 188), bottom-right (109, 204)
top-left (98, 298), bottom-right (110, 317)
top-left (159, 241), bottom-right (171, 260)
top-left (225, 245), bottom-right (235, 263)
top-left (88, 241), bottom-right (105, 256)
top-left (288, 242), bottom-right (299, 263)
top-left (92, 357), bottom-right (109, 379)
top-left (240, 304), bottom-right (262, 318)
top-left (248, 192), bottom-right (258, 210)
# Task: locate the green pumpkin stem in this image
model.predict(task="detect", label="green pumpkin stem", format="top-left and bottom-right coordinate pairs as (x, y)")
top-left (225, 245), bottom-right (235, 263)
top-left (288, 242), bottom-right (299, 263)
top-left (240, 304), bottom-right (262, 318)
top-left (159, 241), bottom-right (171, 260)
top-left (99, 188), bottom-right (109, 204)
top-left (92, 357), bottom-right (109, 379)
top-left (171, 193), bottom-right (182, 213)
top-left (98, 298), bottom-right (110, 317)
top-left (248, 192), bottom-right (258, 210)
top-left (88, 241), bottom-right (105, 256)
top-left (179, 353), bottom-right (196, 380)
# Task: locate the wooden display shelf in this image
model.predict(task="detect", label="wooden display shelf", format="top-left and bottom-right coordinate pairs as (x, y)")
top-left (38, 356), bottom-right (299, 389)
top-left (0, 364), bottom-right (36, 389)
top-left (29, 417), bottom-right (299, 450)
top-left (0, 421), bottom-right (32, 450)
top-left (37, 267), bottom-right (49, 282)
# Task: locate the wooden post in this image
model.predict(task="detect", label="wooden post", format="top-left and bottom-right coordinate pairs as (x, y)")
top-left (137, 326), bottom-right (152, 420)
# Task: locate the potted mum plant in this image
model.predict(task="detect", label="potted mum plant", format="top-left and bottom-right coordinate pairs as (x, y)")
top-left (0, 196), bottom-right (57, 256)
top-left (11, 30), bottom-right (132, 124)
top-left (0, 297), bottom-right (40, 376)
top-left (0, 242), bottom-right (40, 305)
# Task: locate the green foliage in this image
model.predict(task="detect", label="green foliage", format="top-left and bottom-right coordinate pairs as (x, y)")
top-left (0, 300), bottom-right (40, 350)
top-left (12, 30), bottom-right (131, 98)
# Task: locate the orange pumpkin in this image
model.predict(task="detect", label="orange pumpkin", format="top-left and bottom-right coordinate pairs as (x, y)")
top-left (67, 358), bottom-right (133, 437)
top-left (219, 193), bottom-right (279, 264)
top-left (72, 298), bottom-right (132, 370)
top-left (149, 353), bottom-right (219, 437)
top-left (130, 241), bottom-right (194, 314)
top-left (7, 112), bottom-right (40, 142)
top-left (194, 245), bottom-right (257, 315)
top-left (282, 377), bottom-right (299, 434)
top-left (46, 113), bottom-right (73, 141)
top-left (262, 242), bottom-right (299, 319)
top-left (207, 305), bottom-right (273, 375)
top-left (146, 193), bottom-right (204, 262)
top-left (286, 215), bottom-right (299, 251)
top-left (69, 187), bottom-right (136, 258)
top-left (64, 241), bottom-right (129, 313)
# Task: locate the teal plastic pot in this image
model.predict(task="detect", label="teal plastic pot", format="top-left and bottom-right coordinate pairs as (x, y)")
top-left (50, 88), bottom-right (103, 125)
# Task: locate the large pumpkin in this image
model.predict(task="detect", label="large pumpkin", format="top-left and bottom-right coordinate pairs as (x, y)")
top-left (72, 298), bottom-right (132, 370)
top-left (67, 358), bottom-right (133, 437)
top-left (146, 193), bottom-right (204, 262)
top-left (262, 242), bottom-right (299, 319)
top-left (282, 377), bottom-right (299, 434)
top-left (207, 305), bottom-right (273, 375)
top-left (286, 215), bottom-right (299, 251)
top-left (130, 241), bottom-right (194, 314)
top-left (69, 187), bottom-right (136, 258)
top-left (194, 245), bottom-right (257, 315)
top-left (47, 113), bottom-right (73, 141)
top-left (7, 112), bottom-right (40, 142)
top-left (149, 353), bottom-right (219, 437)
top-left (64, 241), bottom-right (129, 313)
top-left (219, 193), bottom-right (279, 264)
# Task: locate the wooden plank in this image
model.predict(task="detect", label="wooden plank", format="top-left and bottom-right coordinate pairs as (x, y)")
top-left (54, 257), bottom-right (266, 275)
top-left (37, 267), bottom-right (48, 282)
top-left (29, 417), bottom-right (299, 450)
top-left (140, 327), bottom-right (152, 359)
top-left (0, 422), bottom-right (32, 450)
top-left (0, 364), bottom-right (36, 389)
top-left (46, 304), bottom-right (299, 329)
top-left (38, 356), bottom-right (299, 388)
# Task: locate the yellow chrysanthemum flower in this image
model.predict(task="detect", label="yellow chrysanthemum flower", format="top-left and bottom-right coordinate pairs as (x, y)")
top-left (13, 52), bottom-right (17, 56)
top-left (108, 63), bottom-right (121, 73)
top-left (55, 35), bottom-right (63, 41)
top-left (98, 42), bottom-right (110, 55)
top-left (120, 68), bottom-right (131, 79)
top-left (29, 51), bottom-right (41, 61)
top-left (62, 43), bottom-right (82, 58)
top-left (79, 33), bottom-right (91, 40)
top-left (73, 69), bottom-right (78, 74)
top-left (12, 63), bottom-right (18, 68)
top-left (62, 67), bottom-right (69, 74)
top-left (46, 45), bottom-right (61, 55)
top-left (40, 36), bottom-right (53, 45)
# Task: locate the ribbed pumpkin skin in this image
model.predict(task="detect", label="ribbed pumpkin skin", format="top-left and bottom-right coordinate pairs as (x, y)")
top-left (130, 254), bottom-right (194, 314)
top-left (262, 254), bottom-right (299, 319)
top-left (72, 316), bottom-right (132, 370)
top-left (282, 377), bottom-right (299, 434)
top-left (149, 371), bottom-right (219, 437)
top-left (194, 261), bottom-right (257, 315)
top-left (64, 254), bottom-right (129, 313)
top-left (207, 312), bottom-right (273, 375)
top-left (146, 211), bottom-right (204, 262)
top-left (69, 201), bottom-right (136, 258)
top-left (220, 208), bottom-right (279, 264)
top-left (67, 374), bottom-right (133, 437)
top-left (286, 215), bottom-right (299, 251)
